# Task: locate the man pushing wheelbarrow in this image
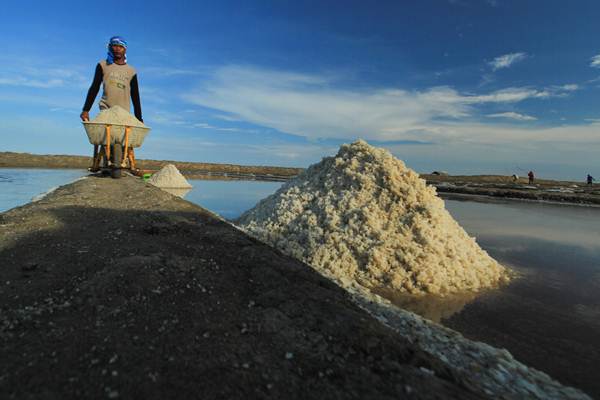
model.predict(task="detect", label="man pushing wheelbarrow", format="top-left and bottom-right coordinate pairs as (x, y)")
top-left (80, 36), bottom-right (149, 179)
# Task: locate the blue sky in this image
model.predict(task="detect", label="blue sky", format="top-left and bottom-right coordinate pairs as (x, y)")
top-left (1, 0), bottom-right (600, 180)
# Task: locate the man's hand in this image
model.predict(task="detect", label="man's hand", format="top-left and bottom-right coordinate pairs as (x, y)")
top-left (80, 111), bottom-right (90, 121)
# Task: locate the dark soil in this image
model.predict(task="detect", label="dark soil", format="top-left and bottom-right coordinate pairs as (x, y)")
top-left (0, 175), bottom-right (484, 399)
top-left (423, 174), bottom-right (600, 206)
top-left (0, 151), bottom-right (303, 180)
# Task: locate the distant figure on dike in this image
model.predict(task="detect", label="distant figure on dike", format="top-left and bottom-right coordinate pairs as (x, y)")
top-left (587, 174), bottom-right (595, 185)
top-left (80, 36), bottom-right (143, 123)
top-left (528, 170), bottom-right (535, 184)
top-left (511, 174), bottom-right (519, 182)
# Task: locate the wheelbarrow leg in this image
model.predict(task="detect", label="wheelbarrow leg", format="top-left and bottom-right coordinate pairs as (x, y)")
top-left (105, 125), bottom-right (111, 161)
top-left (90, 145), bottom-right (100, 172)
top-left (128, 147), bottom-right (136, 170)
top-left (122, 127), bottom-right (130, 168)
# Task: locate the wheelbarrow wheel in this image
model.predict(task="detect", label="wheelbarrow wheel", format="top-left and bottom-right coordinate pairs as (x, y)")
top-left (111, 144), bottom-right (123, 179)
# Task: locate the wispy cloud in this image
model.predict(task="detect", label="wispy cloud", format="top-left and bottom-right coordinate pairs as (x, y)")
top-left (553, 83), bottom-right (578, 91)
top-left (486, 112), bottom-right (537, 121)
top-left (183, 65), bottom-right (574, 143)
top-left (0, 58), bottom-right (89, 90)
top-left (489, 52), bottom-right (527, 71)
top-left (141, 66), bottom-right (208, 77)
top-left (0, 77), bottom-right (64, 88)
top-left (590, 54), bottom-right (600, 68)
top-left (193, 122), bottom-right (242, 132)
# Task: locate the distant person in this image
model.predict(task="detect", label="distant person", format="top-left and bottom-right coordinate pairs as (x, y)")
top-left (80, 36), bottom-right (143, 122)
top-left (511, 174), bottom-right (519, 182)
top-left (587, 174), bottom-right (595, 185)
top-left (528, 171), bottom-right (535, 184)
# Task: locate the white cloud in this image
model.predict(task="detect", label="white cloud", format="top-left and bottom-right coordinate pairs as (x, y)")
top-left (486, 112), bottom-right (537, 121)
top-left (590, 54), bottom-right (600, 68)
top-left (183, 65), bottom-right (575, 144)
top-left (557, 84), bottom-right (579, 91)
top-left (141, 66), bottom-right (207, 77)
top-left (0, 58), bottom-right (89, 90)
top-left (489, 52), bottom-right (527, 71)
top-left (0, 77), bottom-right (64, 88)
top-left (192, 122), bottom-right (242, 132)
top-left (141, 134), bottom-right (331, 167)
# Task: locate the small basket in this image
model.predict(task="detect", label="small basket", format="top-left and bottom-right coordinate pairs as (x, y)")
top-left (83, 122), bottom-right (150, 148)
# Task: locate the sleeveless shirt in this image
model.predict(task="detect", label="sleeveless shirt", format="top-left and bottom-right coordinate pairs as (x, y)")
top-left (98, 60), bottom-right (137, 112)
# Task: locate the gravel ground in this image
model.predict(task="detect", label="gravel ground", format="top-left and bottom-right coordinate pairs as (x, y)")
top-left (0, 175), bottom-right (590, 399)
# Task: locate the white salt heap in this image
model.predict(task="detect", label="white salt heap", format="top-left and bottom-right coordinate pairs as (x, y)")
top-left (238, 140), bottom-right (510, 295)
top-left (91, 105), bottom-right (147, 128)
top-left (148, 164), bottom-right (192, 189)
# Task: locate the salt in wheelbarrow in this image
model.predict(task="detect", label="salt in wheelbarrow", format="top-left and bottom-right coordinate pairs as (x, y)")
top-left (82, 121), bottom-right (151, 179)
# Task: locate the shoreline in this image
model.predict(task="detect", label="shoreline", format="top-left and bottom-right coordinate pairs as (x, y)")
top-left (0, 151), bottom-right (303, 179)
top-left (438, 191), bottom-right (600, 208)
top-left (2, 151), bottom-right (599, 206)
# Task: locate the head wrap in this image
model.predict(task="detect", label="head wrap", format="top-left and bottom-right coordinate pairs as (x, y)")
top-left (106, 36), bottom-right (128, 65)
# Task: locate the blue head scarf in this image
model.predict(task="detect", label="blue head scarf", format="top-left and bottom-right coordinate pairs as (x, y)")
top-left (106, 36), bottom-right (128, 65)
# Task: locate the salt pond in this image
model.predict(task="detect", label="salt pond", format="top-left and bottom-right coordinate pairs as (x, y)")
top-left (0, 169), bottom-right (87, 212)
top-left (1, 168), bottom-right (599, 395)
top-left (0, 169), bottom-right (281, 218)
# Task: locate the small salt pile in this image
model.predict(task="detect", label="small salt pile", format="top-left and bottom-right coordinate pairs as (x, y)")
top-left (148, 164), bottom-right (192, 197)
top-left (238, 140), bottom-right (510, 296)
top-left (91, 105), bottom-right (146, 127)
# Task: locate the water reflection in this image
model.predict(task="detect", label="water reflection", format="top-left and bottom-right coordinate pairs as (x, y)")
top-left (371, 288), bottom-right (480, 323)
top-left (162, 187), bottom-right (192, 198)
top-left (0, 168), bottom-right (87, 212)
top-left (441, 201), bottom-right (600, 397)
top-left (445, 198), bottom-right (600, 251)
top-left (185, 179), bottom-right (282, 219)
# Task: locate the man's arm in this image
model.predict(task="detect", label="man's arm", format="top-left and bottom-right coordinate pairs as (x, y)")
top-left (80, 63), bottom-right (103, 121)
top-left (130, 74), bottom-right (143, 122)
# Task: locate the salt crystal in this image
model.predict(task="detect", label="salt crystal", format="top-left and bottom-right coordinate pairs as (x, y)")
top-left (148, 164), bottom-right (192, 189)
top-left (238, 139), bottom-right (510, 295)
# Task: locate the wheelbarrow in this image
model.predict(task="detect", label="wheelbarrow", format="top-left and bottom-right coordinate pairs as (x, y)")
top-left (82, 121), bottom-right (151, 178)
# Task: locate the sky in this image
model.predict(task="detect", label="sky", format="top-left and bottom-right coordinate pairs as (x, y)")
top-left (1, 0), bottom-right (600, 180)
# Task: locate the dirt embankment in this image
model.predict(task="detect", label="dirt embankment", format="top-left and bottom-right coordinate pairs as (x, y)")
top-left (0, 151), bottom-right (303, 181)
top-left (0, 176), bottom-right (589, 399)
top-left (0, 176), bottom-right (479, 399)
top-left (423, 174), bottom-right (600, 206)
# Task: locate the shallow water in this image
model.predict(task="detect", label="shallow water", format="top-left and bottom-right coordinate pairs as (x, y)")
top-left (444, 198), bottom-right (600, 397)
top-left (383, 199), bottom-right (600, 322)
top-left (0, 169), bottom-right (283, 217)
top-left (0, 169), bottom-right (87, 212)
top-left (185, 179), bottom-right (283, 220)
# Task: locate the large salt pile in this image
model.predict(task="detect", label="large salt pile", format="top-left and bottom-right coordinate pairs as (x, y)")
top-left (91, 105), bottom-right (146, 127)
top-left (238, 140), bottom-right (510, 295)
top-left (148, 164), bottom-right (192, 198)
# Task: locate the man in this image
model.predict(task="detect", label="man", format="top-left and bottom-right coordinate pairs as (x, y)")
top-left (80, 36), bottom-right (142, 122)
top-left (528, 170), bottom-right (534, 184)
top-left (80, 36), bottom-right (143, 178)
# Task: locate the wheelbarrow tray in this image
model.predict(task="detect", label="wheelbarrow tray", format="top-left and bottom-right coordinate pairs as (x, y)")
top-left (82, 122), bottom-right (150, 148)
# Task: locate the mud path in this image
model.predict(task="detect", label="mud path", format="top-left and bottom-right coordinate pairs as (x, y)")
top-left (0, 175), bottom-right (481, 399)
